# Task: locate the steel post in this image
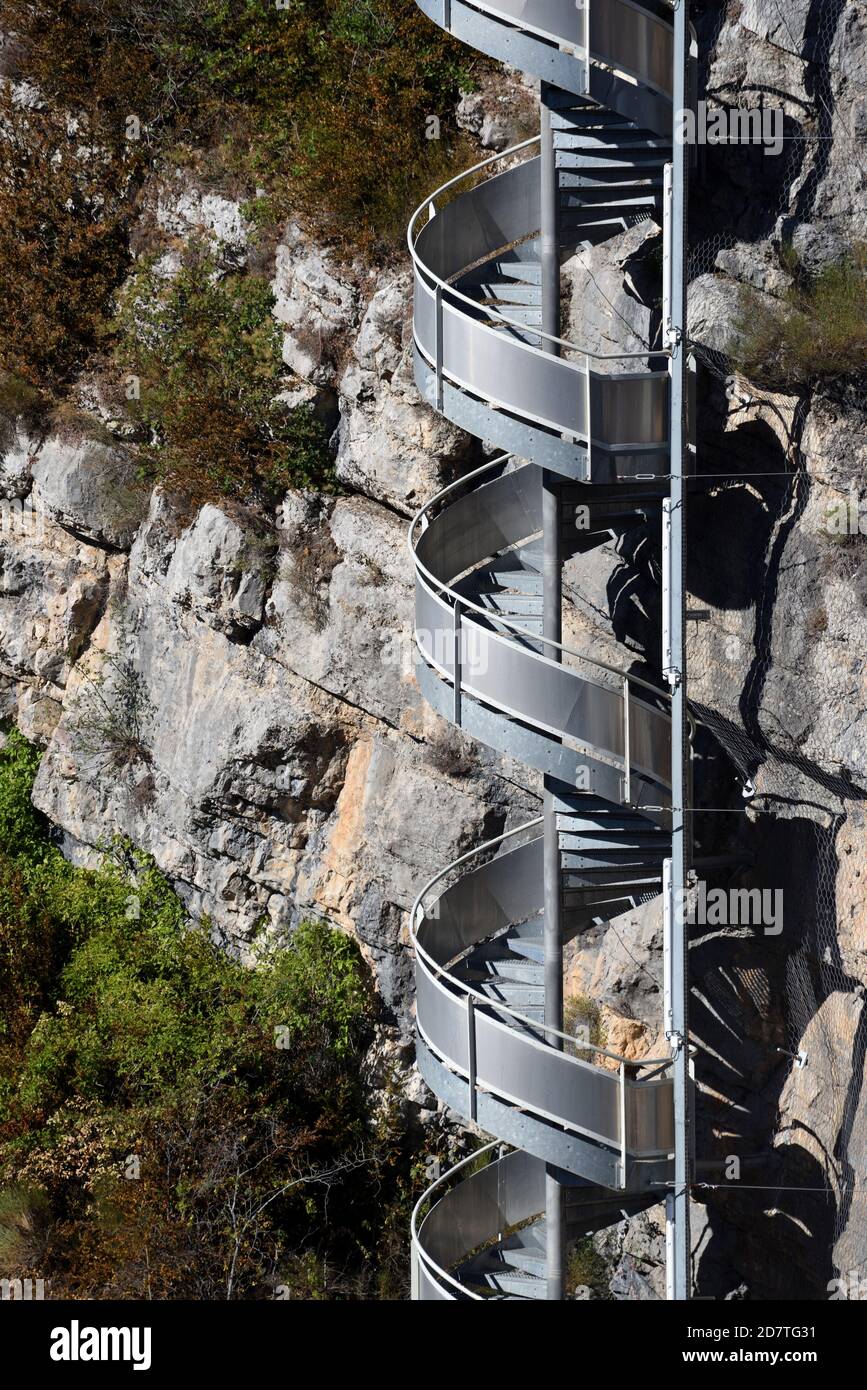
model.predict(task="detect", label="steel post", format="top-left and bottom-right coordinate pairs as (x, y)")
top-left (541, 79), bottom-right (565, 1303)
top-left (666, 0), bottom-right (692, 1303)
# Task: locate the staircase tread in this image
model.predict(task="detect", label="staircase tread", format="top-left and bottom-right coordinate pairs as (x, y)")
top-left (470, 285), bottom-right (542, 304)
top-left (472, 593), bottom-right (544, 611)
top-left (559, 192), bottom-right (661, 210)
top-left (555, 150), bottom-right (668, 169)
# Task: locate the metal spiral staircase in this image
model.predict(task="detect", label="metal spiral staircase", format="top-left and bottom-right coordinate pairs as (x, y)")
top-left (406, 0), bottom-right (693, 1300)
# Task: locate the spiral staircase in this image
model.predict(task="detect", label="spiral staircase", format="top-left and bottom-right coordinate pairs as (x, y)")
top-left (407, 0), bottom-right (691, 1300)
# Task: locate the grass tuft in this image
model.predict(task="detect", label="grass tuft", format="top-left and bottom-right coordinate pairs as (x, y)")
top-left (732, 244), bottom-right (867, 390)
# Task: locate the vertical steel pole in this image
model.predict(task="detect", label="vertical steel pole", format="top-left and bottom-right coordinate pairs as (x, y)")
top-left (666, 0), bottom-right (692, 1302)
top-left (540, 79), bottom-right (565, 1303)
top-left (540, 86), bottom-right (559, 352)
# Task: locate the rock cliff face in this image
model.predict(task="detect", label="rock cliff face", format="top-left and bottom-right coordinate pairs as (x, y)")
top-left (0, 92), bottom-right (539, 1052)
top-left (1, 0), bottom-right (866, 1299)
top-left (3, 419), bottom-right (538, 1032)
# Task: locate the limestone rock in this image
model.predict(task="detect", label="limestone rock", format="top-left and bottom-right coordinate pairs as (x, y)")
top-left (31, 436), bottom-right (148, 550)
top-left (161, 503), bottom-right (273, 639)
top-left (593, 1207), bottom-right (666, 1301)
top-left (0, 510), bottom-right (113, 742)
top-left (272, 223), bottom-right (360, 384)
top-left (455, 68), bottom-right (537, 151)
top-left (336, 267), bottom-right (477, 514)
top-left (715, 240), bottom-right (793, 296)
top-left (561, 221), bottom-right (660, 365)
top-left (688, 273), bottom-right (752, 355)
top-left (0, 412), bottom-right (41, 500)
top-left (155, 177), bottom-right (252, 268)
top-left (258, 492), bottom-right (415, 728)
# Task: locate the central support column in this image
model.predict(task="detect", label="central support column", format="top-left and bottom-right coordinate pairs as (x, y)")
top-left (540, 86), bottom-right (559, 357)
top-left (542, 476), bottom-right (564, 1303)
top-left (664, 0), bottom-right (693, 1302)
top-left (540, 80), bottom-right (565, 1303)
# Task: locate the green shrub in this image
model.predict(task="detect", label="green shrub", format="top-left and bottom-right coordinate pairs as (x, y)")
top-left (0, 732), bottom-right (50, 863)
top-left (566, 1237), bottom-right (611, 1297)
top-left (0, 732), bottom-right (407, 1299)
top-left (115, 247), bottom-right (333, 501)
top-left (265, 919), bottom-right (374, 1061)
top-left (732, 244), bottom-right (867, 389)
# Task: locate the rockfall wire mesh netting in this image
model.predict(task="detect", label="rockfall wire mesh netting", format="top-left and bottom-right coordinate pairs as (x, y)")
top-left (684, 1), bottom-right (867, 1294)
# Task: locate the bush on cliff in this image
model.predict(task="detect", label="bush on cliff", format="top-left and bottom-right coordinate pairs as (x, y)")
top-left (0, 731), bottom-right (409, 1299)
top-left (114, 246), bottom-right (333, 501)
top-left (733, 244), bottom-right (867, 390)
top-left (0, 0), bottom-right (477, 383)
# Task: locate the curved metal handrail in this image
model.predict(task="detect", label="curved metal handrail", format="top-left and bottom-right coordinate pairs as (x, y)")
top-left (411, 1142), bottom-right (500, 1300)
top-left (408, 455), bottom-right (698, 767)
top-left (408, 453), bottom-right (674, 706)
top-left (407, 139), bottom-right (670, 366)
top-left (410, 814), bottom-right (671, 1070)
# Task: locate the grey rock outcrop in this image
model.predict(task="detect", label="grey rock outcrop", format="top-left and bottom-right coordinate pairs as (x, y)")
top-left (455, 67), bottom-right (537, 151)
top-left (162, 501), bottom-right (271, 640)
top-left (272, 222), bottom-right (361, 384)
top-left (335, 267), bottom-right (477, 514)
top-left (12, 469), bottom-right (536, 1025)
top-left (0, 409), bottom-right (41, 500)
top-left (561, 220), bottom-right (661, 365)
top-left (31, 436), bottom-right (148, 549)
top-left (154, 176), bottom-right (253, 269)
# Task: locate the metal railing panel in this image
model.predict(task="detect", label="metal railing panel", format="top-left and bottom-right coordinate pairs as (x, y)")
top-left (414, 277), bottom-right (591, 443)
top-left (414, 463), bottom-right (542, 586)
top-left (588, 0), bottom-right (674, 98)
top-left (416, 1263), bottom-right (459, 1299)
top-left (591, 371), bottom-right (670, 450)
top-left (416, 654), bottom-right (653, 810)
top-left (416, 962), bottom-right (674, 1156)
top-left (419, 835), bottom-right (544, 967)
top-left (414, 277), bottom-right (670, 456)
top-left (628, 1071), bottom-right (676, 1152)
top-left (417, 1147), bottom-right (546, 1277)
top-left (414, 573), bottom-right (672, 789)
top-left (415, 155), bottom-right (540, 284)
top-left (419, 834), bottom-right (541, 967)
top-left (459, 0), bottom-right (587, 52)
